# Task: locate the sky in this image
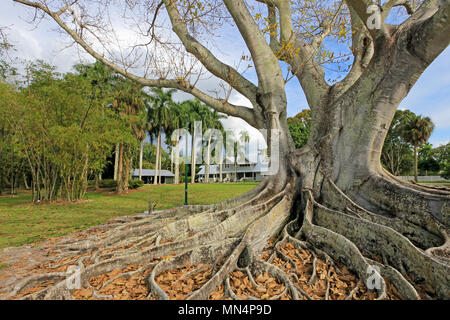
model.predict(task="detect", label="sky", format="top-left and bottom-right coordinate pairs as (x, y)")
top-left (1, 0), bottom-right (448, 150)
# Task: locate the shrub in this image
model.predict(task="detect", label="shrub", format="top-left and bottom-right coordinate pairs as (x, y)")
top-left (128, 179), bottom-right (144, 189)
top-left (98, 179), bottom-right (117, 189)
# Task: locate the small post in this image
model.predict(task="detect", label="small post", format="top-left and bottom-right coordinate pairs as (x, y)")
top-left (184, 122), bottom-right (189, 206)
top-left (148, 200), bottom-right (153, 215)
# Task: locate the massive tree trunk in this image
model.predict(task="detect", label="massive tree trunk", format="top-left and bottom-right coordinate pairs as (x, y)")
top-left (5, 0), bottom-right (449, 301)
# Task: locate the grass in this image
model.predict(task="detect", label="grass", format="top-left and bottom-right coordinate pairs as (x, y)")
top-left (0, 182), bottom-right (258, 250)
top-left (418, 181), bottom-right (450, 186)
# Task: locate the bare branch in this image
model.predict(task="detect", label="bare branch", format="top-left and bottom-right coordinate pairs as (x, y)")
top-left (164, 0), bottom-right (258, 103)
top-left (345, 0), bottom-right (387, 39)
top-left (12, 0), bottom-right (257, 127)
top-left (383, 0), bottom-right (415, 18)
top-left (223, 0), bottom-right (284, 93)
top-left (264, 0), bottom-right (329, 108)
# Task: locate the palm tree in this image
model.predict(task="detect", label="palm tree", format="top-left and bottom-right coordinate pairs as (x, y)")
top-left (146, 88), bottom-right (176, 184)
top-left (402, 115), bottom-right (434, 182)
top-left (180, 99), bottom-right (204, 184)
top-left (225, 130), bottom-right (245, 182)
top-left (239, 130), bottom-right (250, 162)
top-left (112, 79), bottom-right (147, 192)
top-left (204, 109), bottom-right (226, 183)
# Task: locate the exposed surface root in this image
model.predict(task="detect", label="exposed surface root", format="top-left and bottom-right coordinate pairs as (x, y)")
top-left (0, 173), bottom-right (448, 300)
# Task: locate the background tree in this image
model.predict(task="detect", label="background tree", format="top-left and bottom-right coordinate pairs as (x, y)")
top-left (287, 109), bottom-right (311, 149)
top-left (204, 109), bottom-right (226, 183)
top-left (402, 115), bottom-right (435, 182)
top-left (381, 109), bottom-right (415, 176)
top-left (147, 88), bottom-right (176, 184)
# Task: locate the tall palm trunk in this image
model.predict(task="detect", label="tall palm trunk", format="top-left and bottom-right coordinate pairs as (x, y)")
top-left (175, 140), bottom-right (180, 184)
top-left (414, 144), bottom-right (418, 182)
top-left (123, 148), bottom-right (130, 192)
top-left (191, 129), bottom-right (196, 184)
top-left (117, 142), bottom-right (124, 193)
top-left (170, 144), bottom-right (174, 173)
top-left (205, 136), bottom-right (211, 183)
top-left (154, 128), bottom-right (161, 185)
top-left (159, 147), bottom-right (162, 184)
top-left (139, 140), bottom-right (144, 181)
top-left (114, 143), bottom-right (119, 181)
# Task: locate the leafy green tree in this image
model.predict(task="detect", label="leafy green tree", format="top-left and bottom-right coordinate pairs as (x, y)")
top-left (287, 109), bottom-right (311, 149)
top-left (147, 88), bottom-right (177, 184)
top-left (204, 109), bottom-right (226, 183)
top-left (418, 143), bottom-right (439, 175)
top-left (111, 78), bottom-right (147, 192)
top-left (0, 60), bottom-right (130, 201)
top-left (381, 110), bottom-right (415, 176)
top-left (401, 115), bottom-right (435, 182)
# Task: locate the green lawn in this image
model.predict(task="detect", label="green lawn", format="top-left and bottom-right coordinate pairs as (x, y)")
top-left (0, 182), bottom-right (258, 249)
top-left (418, 181), bottom-right (450, 186)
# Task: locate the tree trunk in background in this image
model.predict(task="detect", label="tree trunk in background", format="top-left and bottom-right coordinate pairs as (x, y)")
top-left (174, 141), bottom-right (180, 184)
top-left (205, 136), bottom-right (211, 183)
top-left (159, 148), bottom-right (162, 184)
top-left (123, 147), bottom-right (130, 192)
top-left (414, 145), bottom-right (418, 182)
top-left (114, 143), bottom-right (119, 181)
top-left (117, 142), bottom-right (124, 193)
top-left (154, 129), bottom-right (161, 185)
top-left (139, 140), bottom-right (144, 181)
top-left (191, 128), bottom-right (197, 184)
top-left (170, 145), bottom-right (174, 173)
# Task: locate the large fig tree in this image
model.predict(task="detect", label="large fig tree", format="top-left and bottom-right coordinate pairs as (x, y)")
top-left (6, 0), bottom-right (449, 299)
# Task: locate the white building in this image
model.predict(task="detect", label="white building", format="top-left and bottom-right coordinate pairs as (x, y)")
top-left (198, 158), bottom-right (269, 182)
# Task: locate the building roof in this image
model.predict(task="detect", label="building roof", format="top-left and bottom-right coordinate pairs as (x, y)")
top-left (132, 169), bottom-right (175, 177)
top-left (198, 162), bottom-right (269, 175)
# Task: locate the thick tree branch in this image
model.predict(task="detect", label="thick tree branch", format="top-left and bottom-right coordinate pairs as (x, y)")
top-left (335, 4), bottom-right (374, 97)
top-left (223, 0), bottom-right (284, 94)
top-left (265, 0), bottom-right (329, 108)
top-left (345, 0), bottom-right (387, 39)
top-left (406, 0), bottom-right (450, 64)
top-left (382, 0), bottom-right (415, 19)
top-left (164, 0), bottom-right (258, 104)
top-left (12, 0), bottom-right (257, 127)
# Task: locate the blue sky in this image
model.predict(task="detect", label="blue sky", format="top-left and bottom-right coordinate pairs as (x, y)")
top-left (1, 1), bottom-right (448, 147)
